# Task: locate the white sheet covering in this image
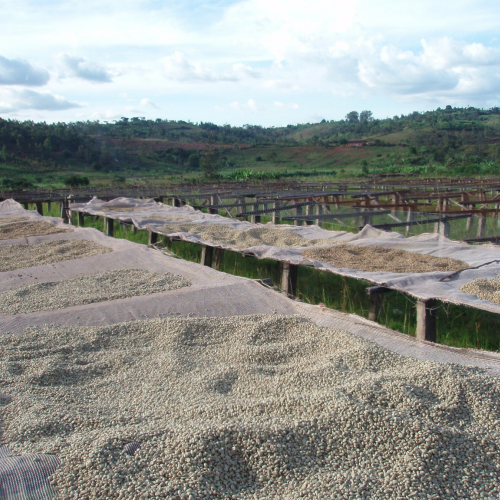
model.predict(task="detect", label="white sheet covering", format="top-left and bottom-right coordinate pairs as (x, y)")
top-left (70, 197), bottom-right (500, 314)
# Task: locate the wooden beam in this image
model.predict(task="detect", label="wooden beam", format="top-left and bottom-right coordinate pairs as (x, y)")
top-left (35, 202), bottom-right (43, 216)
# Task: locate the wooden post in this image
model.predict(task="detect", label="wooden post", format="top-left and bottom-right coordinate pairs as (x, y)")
top-left (405, 209), bottom-right (413, 235)
top-left (23, 202), bottom-right (30, 210)
top-left (251, 202), bottom-right (261, 224)
top-left (477, 216), bottom-right (486, 237)
top-left (148, 231), bottom-right (158, 245)
top-left (104, 217), bottom-right (114, 236)
top-left (238, 197), bottom-right (247, 222)
top-left (173, 198), bottom-right (181, 208)
top-left (209, 195), bottom-right (219, 215)
top-left (35, 202), bottom-right (43, 216)
top-left (77, 212), bottom-right (85, 227)
top-left (439, 220), bottom-right (450, 238)
top-left (366, 286), bottom-right (392, 322)
top-left (272, 202), bottom-right (279, 224)
top-left (294, 205), bottom-right (303, 226)
top-left (213, 248), bottom-right (225, 270)
top-left (466, 215), bottom-right (473, 232)
top-left (281, 262), bottom-right (298, 297)
top-left (315, 204), bottom-right (323, 227)
top-left (416, 299), bottom-right (437, 342)
top-left (201, 244), bottom-right (214, 267)
top-left (305, 203), bottom-right (314, 226)
top-left (47, 201), bottom-right (52, 213)
top-left (61, 200), bottom-right (70, 224)
top-left (368, 295), bottom-right (384, 322)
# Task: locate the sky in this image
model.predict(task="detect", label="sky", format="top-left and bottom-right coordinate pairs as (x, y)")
top-left (0, 0), bottom-right (500, 126)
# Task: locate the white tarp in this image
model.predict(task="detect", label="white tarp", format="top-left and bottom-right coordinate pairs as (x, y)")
top-left (70, 197), bottom-right (500, 314)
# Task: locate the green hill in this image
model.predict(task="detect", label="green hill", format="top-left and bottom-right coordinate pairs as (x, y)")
top-left (1, 105), bottom-right (500, 189)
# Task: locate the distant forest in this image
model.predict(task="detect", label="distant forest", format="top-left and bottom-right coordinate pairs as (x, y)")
top-left (1, 105), bottom-right (500, 189)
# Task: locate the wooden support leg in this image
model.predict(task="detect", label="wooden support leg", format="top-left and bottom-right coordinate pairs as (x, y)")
top-left (173, 198), bottom-right (181, 208)
top-left (251, 203), bottom-right (260, 224)
top-left (368, 294), bottom-right (384, 322)
top-left (466, 215), bottom-right (473, 231)
top-left (366, 286), bottom-right (392, 322)
top-left (281, 262), bottom-right (298, 297)
top-left (77, 212), bottom-right (85, 227)
top-left (213, 248), bottom-right (225, 270)
top-left (148, 231), bottom-right (158, 245)
top-left (23, 203), bottom-right (30, 210)
top-left (272, 202), bottom-right (279, 224)
top-left (209, 195), bottom-right (219, 215)
top-left (315, 204), bottom-right (323, 227)
top-left (238, 197), bottom-right (247, 222)
top-left (405, 209), bottom-right (413, 235)
top-left (477, 216), bottom-right (486, 237)
top-left (201, 244), bottom-right (214, 267)
top-left (35, 202), bottom-right (43, 216)
top-left (104, 217), bottom-right (114, 236)
top-left (61, 201), bottom-right (70, 224)
top-left (439, 221), bottom-right (450, 238)
top-left (295, 206), bottom-right (303, 226)
top-left (416, 299), bottom-right (437, 342)
top-left (47, 201), bottom-right (52, 213)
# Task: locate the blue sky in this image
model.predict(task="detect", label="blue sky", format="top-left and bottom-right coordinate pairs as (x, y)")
top-left (1, 0), bottom-right (500, 126)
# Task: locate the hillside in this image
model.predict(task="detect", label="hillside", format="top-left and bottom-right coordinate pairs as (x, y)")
top-left (1, 106), bottom-right (500, 189)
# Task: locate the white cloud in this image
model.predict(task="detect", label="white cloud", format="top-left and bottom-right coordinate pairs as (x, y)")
top-left (161, 52), bottom-right (259, 83)
top-left (140, 98), bottom-right (159, 109)
top-left (230, 99), bottom-right (264, 112)
top-left (162, 52), bottom-right (217, 82)
top-left (0, 55), bottom-right (50, 86)
top-left (274, 101), bottom-right (299, 110)
top-left (0, 88), bottom-right (82, 113)
top-left (352, 38), bottom-right (500, 98)
top-left (58, 54), bottom-right (113, 82)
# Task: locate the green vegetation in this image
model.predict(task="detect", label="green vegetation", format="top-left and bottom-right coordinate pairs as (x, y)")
top-left (1, 105), bottom-right (500, 189)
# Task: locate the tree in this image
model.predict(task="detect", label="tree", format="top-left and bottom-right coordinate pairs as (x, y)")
top-left (64, 175), bottom-right (89, 187)
top-left (200, 147), bottom-right (221, 179)
top-left (188, 153), bottom-right (200, 170)
top-left (359, 110), bottom-right (373, 122)
top-left (346, 111), bottom-right (359, 123)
